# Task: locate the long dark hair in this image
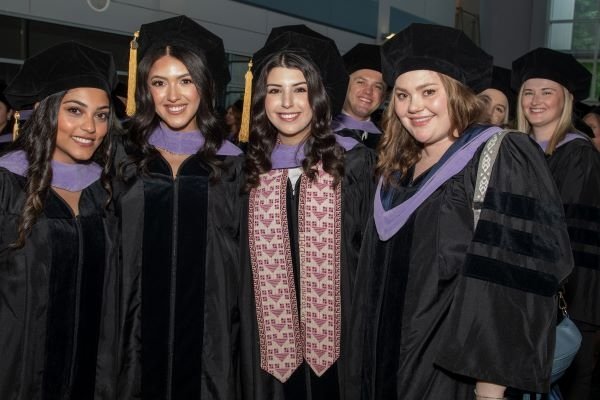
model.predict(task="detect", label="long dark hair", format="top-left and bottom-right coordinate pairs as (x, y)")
top-left (123, 44), bottom-right (225, 181)
top-left (10, 90), bottom-right (117, 248)
top-left (244, 51), bottom-right (344, 191)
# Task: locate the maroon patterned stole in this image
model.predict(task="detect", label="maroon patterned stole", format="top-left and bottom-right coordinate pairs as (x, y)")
top-left (249, 165), bottom-right (342, 382)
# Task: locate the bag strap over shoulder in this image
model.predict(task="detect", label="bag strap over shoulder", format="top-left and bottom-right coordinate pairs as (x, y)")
top-left (472, 129), bottom-right (511, 227)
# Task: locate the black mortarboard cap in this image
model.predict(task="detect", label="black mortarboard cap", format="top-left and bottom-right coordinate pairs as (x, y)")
top-left (574, 101), bottom-right (592, 119)
top-left (381, 23), bottom-right (492, 91)
top-left (4, 41), bottom-right (116, 110)
top-left (137, 16), bottom-right (230, 89)
top-left (511, 47), bottom-right (591, 101)
top-left (343, 43), bottom-right (382, 74)
top-left (252, 24), bottom-right (349, 114)
top-left (489, 66), bottom-right (514, 100)
top-left (483, 66), bottom-right (516, 119)
top-left (0, 80), bottom-right (11, 109)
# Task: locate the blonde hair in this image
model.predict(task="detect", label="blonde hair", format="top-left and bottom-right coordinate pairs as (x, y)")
top-left (376, 72), bottom-right (485, 185)
top-left (516, 84), bottom-right (575, 155)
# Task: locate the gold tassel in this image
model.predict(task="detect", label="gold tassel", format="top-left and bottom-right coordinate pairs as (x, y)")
top-left (12, 111), bottom-right (20, 141)
top-left (126, 31), bottom-right (140, 117)
top-left (238, 59), bottom-right (253, 143)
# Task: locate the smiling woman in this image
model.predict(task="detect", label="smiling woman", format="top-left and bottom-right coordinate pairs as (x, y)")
top-left (0, 42), bottom-right (119, 399)
top-left (109, 15), bottom-right (244, 400)
top-left (348, 24), bottom-right (574, 400)
top-left (239, 25), bottom-right (376, 400)
top-left (513, 47), bottom-right (600, 400)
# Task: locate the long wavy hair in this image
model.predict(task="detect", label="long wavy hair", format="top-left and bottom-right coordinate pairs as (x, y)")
top-left (123, 45), bottom-right (225, 181)
top-left (376, 72), bottom-right (485, 186)
top-left (244, 51), bottom-right (344, 191)
top-left (516, 84), bottom-right (575, 155)
top-left (9, 90), bottom-right (117, 248)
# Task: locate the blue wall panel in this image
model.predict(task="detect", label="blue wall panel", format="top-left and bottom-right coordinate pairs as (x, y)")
top-left (234, 0), bottom-right (378, 37)
top-left (389, 6), bottom-right (433, 33)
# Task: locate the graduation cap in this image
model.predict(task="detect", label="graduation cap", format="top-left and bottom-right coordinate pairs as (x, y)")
top-left (511, 47), bottom-right (591, 101)
top-left (238, 24), bottom-right (349, 142)
top-left (4, 42), bottom-right (116, 140)
top-left (0, 80), bottom-right (11, 109)
top-left (254, 25), bottom-right (348, 114)
top-left (573, 101), bottom-right (592, 119)
top-left (343, 43), bottom-right (382, 74)
top-left (381, 23), bottom-right (492, 91)
top-left (480, 66), bottom-right (516, 119)
top-left (4, 41), bottom-right (116, 110)
top-left (126, 15), bottom-right (230, 116)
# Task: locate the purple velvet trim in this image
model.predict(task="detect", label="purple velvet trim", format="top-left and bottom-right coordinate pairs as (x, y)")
top-left (374, 126), bottom-right (501, 241)
top-left (270, 134), bottom-right (360, 169)
top-left (534, 132), bottom-right (589, 152)
top-left (148, 123), bottom-right (242, 156)
top-left (332, 114), bottom-right (381, 134)
top-left (0, 150), bottom-right (101, 192)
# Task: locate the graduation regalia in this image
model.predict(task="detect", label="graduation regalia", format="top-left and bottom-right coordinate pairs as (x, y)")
top-left (348, 24), bottom-right (573, 399)
top-left (111, 137), bottom-right (244, 399)
top-left (108, 16), bottom-right (245, 399)
top-left (0, 41), bottom-right (117, 400)
top-left (543, 137), bottom-right (600, 325)
top-left (239, 138), bottom-right (376, 399)
top-left (239, 26), bottom-right (375, 399)
top-left (511, 47), bottom-right (600, 325)
top-left (333, 44), bottom-right (384, 149)
top-left (349, 128), bottom-right (572, 399)
top-left (0, 164), bottom-right (115, 399)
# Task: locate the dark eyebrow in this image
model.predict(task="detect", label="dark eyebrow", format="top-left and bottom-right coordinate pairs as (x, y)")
top-left (266, 81), bottom-right (307, 87)
top-left (150, 73), bottom-right (192, 80)
top-left (63, 99), bottom-right (110, 110)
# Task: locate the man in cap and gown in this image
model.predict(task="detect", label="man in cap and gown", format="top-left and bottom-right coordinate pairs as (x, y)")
top-left (332, 44), bottom-right (386, 149)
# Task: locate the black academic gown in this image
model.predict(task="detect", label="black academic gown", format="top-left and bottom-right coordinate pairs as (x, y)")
top-left (348, 132), bottom-right (573, 399)
top-left (544, 138), bottom-right (600, 326)
top-left (335, 128), bottom-right (380, 150)
top-left (0, 168), bottom-right (115, 400)
top-left (239, 144), bottom-right (376, 400)
top-left (110, 146), bottom-right (245, 400)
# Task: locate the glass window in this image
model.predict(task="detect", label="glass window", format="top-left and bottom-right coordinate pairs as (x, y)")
top-left (548, 0), bottom-right (600, 100)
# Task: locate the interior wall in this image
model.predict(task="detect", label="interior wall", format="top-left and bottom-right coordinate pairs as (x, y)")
top-left (480, 0), bottom-right (548, 68)
top-left (0, 0), bottom-right (455, 56)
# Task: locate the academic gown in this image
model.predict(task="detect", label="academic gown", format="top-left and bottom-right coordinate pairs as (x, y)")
top-left (239, 144), bottom-right (376, 400)
top-left (348, 132), bottom-right (573, 399)
top-left (0, 168), bottom-right (115, 400)
top-left (335, 129), bottom-right (380, 150)
top-left (543, 138), bottom-right (600, 326)
top-left (109, 145), bottom-right (245, 400)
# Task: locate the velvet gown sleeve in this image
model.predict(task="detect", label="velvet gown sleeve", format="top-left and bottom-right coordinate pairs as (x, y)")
top-left (434, 133), bottom-right (573, 392)
top-left (0, 169), bottom-right (45, 399)
top-left (547, 140), bottom-right (600, 325)
top-left (338, 145), bottom-right (376, 396)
